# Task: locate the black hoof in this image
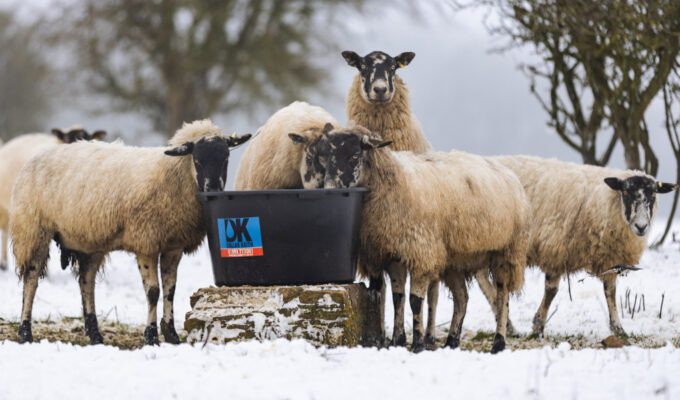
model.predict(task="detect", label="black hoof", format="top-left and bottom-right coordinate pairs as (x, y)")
top-left (490, 334), bottom-right (506, 354)
top-left (411, 341), bottom-right (425, 354)
top-left (161, 319), bottom-right (180, 344)
top-left (18, 320), bottom-right (33, 343)
top-left (424, 335), bottom-right (437, 351)
top-left (84, 313), bottom-right (104, 345)
top-left (444, 335), bottom-right (460, 349)
top-left (144, 323), bottom-right (160, 346)
top-left (391, 332), bottom-right (407, 347)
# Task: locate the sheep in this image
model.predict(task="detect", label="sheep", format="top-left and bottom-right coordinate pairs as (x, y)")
top-left (0, 128), bottom-right (106, 271)
top-left (234, 101), bottom-right (340, 190)
top-left (341, 50), bottom-right (437, 347)
top-left (476, 155), bottom-right (676, 337)
top-left (291, 127), bottom-right (530, 353)
top-left (11, 120), bottom-right (251, 345)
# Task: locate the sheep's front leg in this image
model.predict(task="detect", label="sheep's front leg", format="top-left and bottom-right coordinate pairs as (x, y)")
top-left (366, 271), bottom-right (386, 347)
top-left (474, 269), bottom-right (517, 337)
top-left (386, 261), bottom-right (407, 347)
top-left (18, 264), bottom-right (42, 343)
top-left (409, 275), bottom-right (430, 353)
top-left (491, 276), bottom-right (510, 354)
top-left (602, 274), bottom-right (626, 337)
top-left (159, 250), bottom-right (182, 344)
top-left (137, 254), bottom-right (160, 346)
top-left (0, 228), bottom-right (8, 271)
top-left (78, 254), bottom-right (105, 344)
top-left (425, 280), bottom-right (439, 349)
top-left (443, 270), bottom-right (468, 349)
top-left (531, 273), bottom-right (560, 338)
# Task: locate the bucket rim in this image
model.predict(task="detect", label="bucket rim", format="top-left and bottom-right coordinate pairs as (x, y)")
top-left (198, 187), bottom-right (368, 198)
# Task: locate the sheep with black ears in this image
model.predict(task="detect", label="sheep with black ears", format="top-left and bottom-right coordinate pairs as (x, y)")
top-left (476, 155), bottom-right (676, 337)
top-left (293, 127), bottom-right (530, 353)
top-left (341, 50), bottom-right (438, 347)
top-left (11, 119), bottom-right (250, 345)
top-left (235, 101), bottom-right (339, 190)
top-left (0, 128), bottom-right (106, 271)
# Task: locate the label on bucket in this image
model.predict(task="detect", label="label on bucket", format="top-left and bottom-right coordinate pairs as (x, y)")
top-left (217, 217), bottom-right (264, 258)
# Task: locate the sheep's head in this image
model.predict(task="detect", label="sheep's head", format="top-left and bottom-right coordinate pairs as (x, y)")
top-left (288, 122), bottom-right (335, 189)
top-left (604, 175), bottom-right (676, 237)
top-left (291, 125), bottom-right (391, 189)
top-left (342, 50), bottom-right (415, 104)
top-left (51, 128), bottom-right (107, 143)
top-left (165, 134), bottom-right (252, 192)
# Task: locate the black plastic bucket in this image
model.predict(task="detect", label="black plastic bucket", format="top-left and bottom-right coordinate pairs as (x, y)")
top-left (198, 188), bottom-right (367, 286)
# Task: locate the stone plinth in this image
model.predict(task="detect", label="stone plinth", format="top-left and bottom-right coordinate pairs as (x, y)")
top-left (184, 283), bottom-right (381, 347)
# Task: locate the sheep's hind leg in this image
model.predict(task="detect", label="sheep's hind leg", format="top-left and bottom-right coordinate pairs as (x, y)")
top-left (602, 274), bottom-right (626, 337)
top-left (78, 253), bottom-right (105, 344)
top-left (531, 273), bottom-right (560, 338)
top-left (424, 280), bottom-right (439, 350)
top-left (137, 254), bottom-right (161, 346)
top-left (160, 250), bottom-right (182, 344)
top-left (409, 276), bottom-right (430, 353)
top-left (475, 269), bottom-right (517, 337)
top-left (443, 271), bottom-right (468, 349)
top-left (18, 264), bottom-right (44, 343)
top-left (386, 261), bottom-right (407, 347)
top-left (491, 275), bottom-right (511, 354)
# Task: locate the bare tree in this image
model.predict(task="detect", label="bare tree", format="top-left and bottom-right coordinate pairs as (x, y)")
top-left (0, 11), bottom-right (53, 141)
top-left (478, 0), bottom-right (680, 174)
top-left (56, 0), bottom-right (366, 138)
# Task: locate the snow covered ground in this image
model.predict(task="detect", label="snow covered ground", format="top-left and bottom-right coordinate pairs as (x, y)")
top-left (1, 225), bottom-right (679, 399)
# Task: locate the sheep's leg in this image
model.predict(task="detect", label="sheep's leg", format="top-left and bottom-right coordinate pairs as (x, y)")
top-left (366, 272), bottom-right (386, 347)
top-left (0, 228), bottom-right (8, 271)
top-left (159, 250), bottom-right (182, 344)
top-left (18, 264), bottom-right (43, 343)
top-left (77, 254), bottom-right (105, 344)
top-left (602, 274), bottom-right (626, 337)
top-left (474, 269), bottom-right (518, 337)
top-left (409, 275), bottom-right (430, 353)
top-left (137, 254), bottom-right (160, 346)
top-left (491, 277), bottom-right (510, 354)
top-left (424, 280), bottom-right (439, 349)
top-left (386, 261), bottom-right (407, 347)
top-left (531, 273), bottom-right (560, 338)
top-left (444, 271), bottom-right (468, 349)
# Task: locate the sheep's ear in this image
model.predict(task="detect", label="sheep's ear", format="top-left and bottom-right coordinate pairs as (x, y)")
top-left (394, 52), bottom-right (415, 69)
top-left (227, 133), bottom-right (252, 148)
top-left (51, 128), bottom-right (66, 142)
top-left (360, 136), bottom-right (392, 150)
top-left (341, 51), bottom-right (362, 69)
top-left (322, 123), bottom-right (334, 134)
top-left (90, 130), bottom-right (107, 141)
top-left (165, 142), bottom-right (195, 156)
top-left (288, 133), bottom-right (308, 145)
top-left (656, 181), bottom-right (677, 194)
top-left (604, 177), bottom-right (624, 191)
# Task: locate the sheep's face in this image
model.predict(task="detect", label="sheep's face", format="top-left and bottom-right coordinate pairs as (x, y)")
top-left (51, 128), bottom-right (107, 143)
top-left (342, 50), bottom-right (415, 104)
top-left (288, 123), bottom-right (335, 189)
top-left (300, 128), bottom-right (391, 189)
top-left (165, 134), bottom-right (252, 192)
top-left (604, 176), bottom-right (676, 237)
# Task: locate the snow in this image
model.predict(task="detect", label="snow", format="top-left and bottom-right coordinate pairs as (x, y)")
top-left (1, 225), bottom-right (680, 399)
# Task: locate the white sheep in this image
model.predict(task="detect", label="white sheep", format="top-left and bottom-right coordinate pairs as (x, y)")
top-left (292, 127), bottom-right (530, 353)
top-left (477, 155), bottom-right (676, 337)
top-left (11, 120), bottom-right (250, 345)
top-left (234, 101), bottom-right (339, 190)
top-left (341, 50), bottom-right (436, 347)
top-left (0, 128), bottom-right (106, 271)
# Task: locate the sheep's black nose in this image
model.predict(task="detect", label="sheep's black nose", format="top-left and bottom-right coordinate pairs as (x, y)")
top-left (373, 86), bottom-right (387, 95)
top-left (635, 223), bottom-right (647, 232)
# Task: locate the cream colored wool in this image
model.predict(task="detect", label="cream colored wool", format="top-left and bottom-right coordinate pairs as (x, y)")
top-left (346, 75), bottom-right (431, 154)
top-left (235, 101), bottom-right (339, 190)
top-left (10, 120), bottom-right (223, 273)
top-left (361, 149), bottom-right (529, 294)
top-left (494, 155), bottom-right (648, 276)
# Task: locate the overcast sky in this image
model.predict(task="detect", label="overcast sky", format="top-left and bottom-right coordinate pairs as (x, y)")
top-left (3, 1), bottom-right (677, 217)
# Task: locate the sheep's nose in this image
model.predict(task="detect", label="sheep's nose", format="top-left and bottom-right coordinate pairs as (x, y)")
top-left (373, 86), bottom-right (387, 95)
top-left (635, 223), bottom-right (647, 232)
